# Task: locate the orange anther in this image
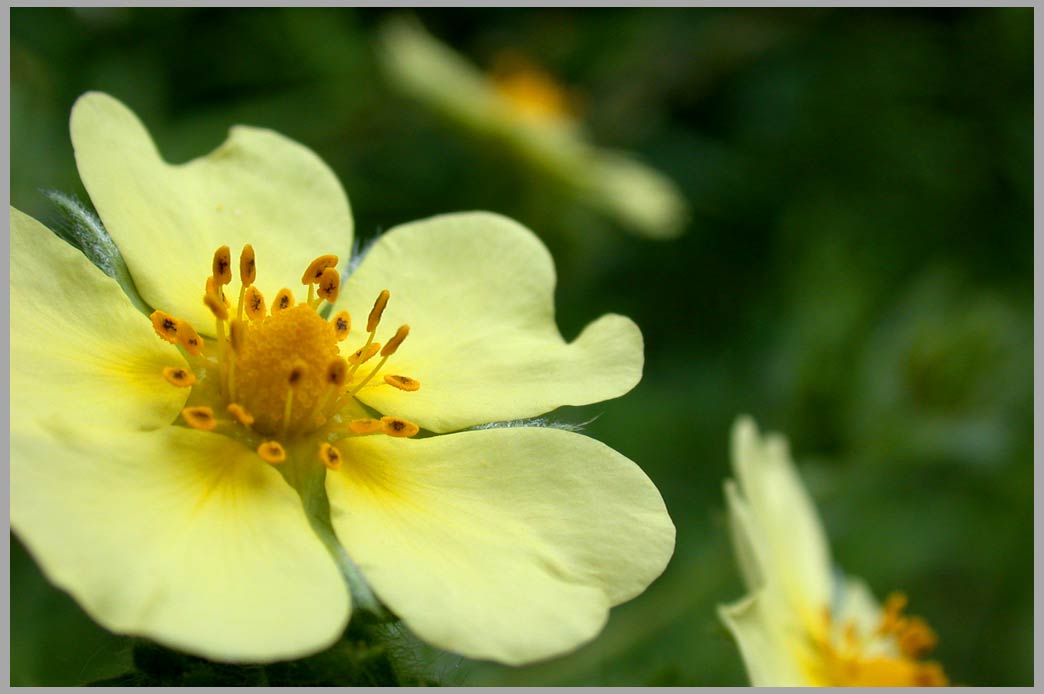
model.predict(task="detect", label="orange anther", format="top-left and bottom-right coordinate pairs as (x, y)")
top-left (239, 244), bottom-right (256, 284)
top-left (272, 288), bottom-right (295, 313)
top-left (348, 418), bottom-right (383, 435)
top-left (150, 310), bottom-right (180, 344)
top-left (367, 289), bottom-right (390, 332)
top-left (317, 266), bottom-right (341, 303)
top-left (163, 366), bottom-right (196, 387)
top-left (319, 442), bottom-right (342, 470)
top-left (257, 440), bottom-right (286, 464)
top-left (212, 245), bottom-right (232, 286)
top-left (381, 416), bottom-right (419, 438)
top-left (244, 285), bottom-right (266, 320)
top-left (381, 325), bottom-right (410, 356)
top-left (182, 406), bottom-right (216, 431)
top-left (384, 374), bottom-right (420, 391)
top-left (301, 254), bottom-right (338, 285)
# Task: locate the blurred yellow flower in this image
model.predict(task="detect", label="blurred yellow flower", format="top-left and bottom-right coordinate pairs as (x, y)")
top-left (378, 16), bottom-right (690, 240)
top-left (719, 417), bottom-right (947, 686)
top-left (11, 92), bottom-right (675, 665)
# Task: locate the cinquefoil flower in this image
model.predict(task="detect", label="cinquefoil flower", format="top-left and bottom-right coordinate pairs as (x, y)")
top-left (11, 92), bottom-right (675, 665)
top-left (718, 417), bottom-right (947, 686)
top-left (378, 16), bottom-right (689, 240)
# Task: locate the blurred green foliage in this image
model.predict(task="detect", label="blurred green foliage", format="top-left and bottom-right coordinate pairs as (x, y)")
top-left (10, 7), bottom-right (1032, 686)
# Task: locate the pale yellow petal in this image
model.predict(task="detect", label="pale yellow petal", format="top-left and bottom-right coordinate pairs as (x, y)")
top-left (11, 207), bottom-right (187, 433)
top-left (730, 416), bottom-right (833, 615)
top-left (336, 212), bottom-right (643, 432)
top-left (70, 92), bottom-right (353, 330)
top-left (11, 424), bottom-right (349, 663)
top-left (326, 426), bottom-right (674, 664)
top-left (719, 592), bottom-right (810, 686)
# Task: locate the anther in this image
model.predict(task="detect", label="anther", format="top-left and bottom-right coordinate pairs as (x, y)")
top-left (301, 254), bottom-right (338, 285)
top-left (317, 266), bottom-right (341, 303)
top-left (163, 366), bottom-right (196, 387)
top-left (239, 244), bottom-right (256, 285)
top-left (229, 319), bottom-right (246, 353)
top-left (227, 403), bottom-right (255, 427)
top-left (381, 325), bottom-right (410, 356)
top-left (332, 310), bottom-right (351, 341)
top-left (319, 442), bottom-right (342, 470)
top-left (898, 617), bottom-right (938, 658)
top-left (381, 416), bottom-right (420, 438)
top-left (176, 321), bottom-right (204, 356)
top-left (349, 342), bottom-right (381, 365)
top-left (367, 289), bottom-right (391, 332)
top-left (273, 288), bottom-right (295, 313)
top-left (348, 418), bottom-right (384, 435)
top-left (212, 246), bottom-right (233, 286)
top-left (257, 441), bottom-right (286, 464)
top-left (182, 406), bottom-right (216, 431)
top-left (244, 285), bottom-right (266, 320)
top-left (326, 358), bottom-right (349, 387)
top-left (150, 310), bottom-right (179, 343)
top-left (288, 361), bottom-right (308, 389)
top-left (204, 291), bottom-right (229, 321)
top-left (384, 374), bottom-right (420, 391)
top-left (206, 276), bottom-right (231, 308)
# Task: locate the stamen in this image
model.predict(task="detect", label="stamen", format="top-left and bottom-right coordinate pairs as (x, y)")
top-left (318, 442), bottom-right (342, 470)
top-left (239, 244), bottom-right (256, 285)
top-left (326, 357), bottom-right (349, 387)
top-left (367, 289), bottom-right (391, 332)
top-left (273, 288), bottom-right (295, 313)
top-left (182, 406), bottom-right (216, 431)
top-left (227, 403), bottom-right (255, 427)
top-left (316, 266), bottom-right (341, 304)
top-left (257, 440), bottom-right (286, 464)
top-left (349, 342), bottom-right (381, 365)
top-left (898, 617), bottom-right (938, 658)
top-left (244, 285), bottom-right (266, 321)
top-left (176, 321), bottom-right (204, 356)
top-left (332, 310), bottom-right (351, 341)
top-left (163, 366), bottom-right (196, 387)
top-left (204, 291), bottom-right (229, 321)
top-left (348, 418), bottom-right (384, 435)
top-left (229, 320), bottom-right (246, 353)
top-left (384, 374), bottom-right (420, 391)
top-left (301, 254), bottom-right (339, 285)
top-left (150, 310), bottom-right (180, 344)
top-left (350, 325), bottom-right (410, 394)
top-left (380, 324), bottom-right (410, 356)
top-left (212, 246), bottom-right (232, 286)
top-left (206, 276), bottom-right (231, 308)
top-left (381, 416), bottom-right (420, 438)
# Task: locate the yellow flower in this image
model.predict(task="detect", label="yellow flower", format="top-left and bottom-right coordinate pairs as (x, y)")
top-left (378, 16), bottom-right (689, 240)
top-left (718, 417), bottom-right (947, 686)
top-left (10, 92), bottom-right (676, 665)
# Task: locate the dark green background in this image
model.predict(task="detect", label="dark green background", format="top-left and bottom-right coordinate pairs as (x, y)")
top-left (11, 7), bottom-right (1033, 686)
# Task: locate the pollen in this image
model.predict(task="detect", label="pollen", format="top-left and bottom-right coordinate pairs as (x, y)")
top-left (809, 594), bottom-right (948, 687)
top-left (381, 416), bottom-right (419, 438)
top-left (227, 403), bottom-right (255, 427)
top-left (332, 310), bottom-right (351, 340)
top-left (177, 321), bottom-right (204, 356)
top-left (163, 366), bottom-right (196, 387)
top-left (384, 374), bottom-right (420, 391)
top-left (348, 418), bottom-right (384, 435)
top-left (367, 289), bottom-right (391, 332)
top-left (244, 285), bottom-right (266, 320)
top-left (212, 246), bottom-right (233, 286)
top-left (319, 442), bottom-right (342, 470)
top-left (239, 244), bottom-right (256, 285)
top-left (161, 244), bottom-right (423, 452)
top-left (150, 310), bottom-right (180, 343)
top-left (381, 325), bottom-right (410, 356)
top-left (233, 304), bottom-right (339, 434)
top-left (302, 254), bottom-right (338, 285)
top-left (317, 267), bottom-right (341, 303)
top-left (257, 440), bottom-right (286, 464)
top-left (349, 342), bottom-right (381, 365)
top-left (203, 291), bottom-right (228, 320)
top-left (273, 288), bottom-right (295, 313)
top-left (182, 406), bottom-right (216, 431)
top-left (326, 357), bottom-right (349, 387)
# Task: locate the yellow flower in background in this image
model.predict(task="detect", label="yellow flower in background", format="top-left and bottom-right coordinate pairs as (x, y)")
top-left (718, 417), bottom-right (947, 686)
top-left (11, 92), bottom-right (675, 665)
top-left (378, 16), bottom-right (690, 240)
